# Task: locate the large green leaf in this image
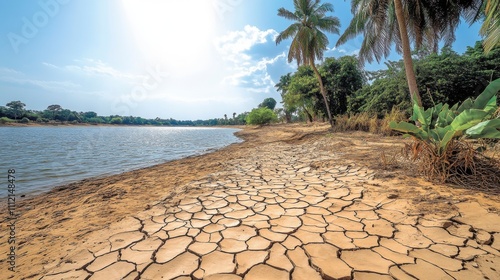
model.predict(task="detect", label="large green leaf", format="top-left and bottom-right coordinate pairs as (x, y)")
top-left (389, 121), bottom-right (428, 140)
top-left (450, 109), bottom-right (489, 131)
top-left (430, 104), bottom-right (443, 127)
top-left (484, 95), bottom-right (498, 114)
top-left (469, 127), bottom-right (500, 139)
top-left (429, 130), bottom-right (439, 142)
top-left (411, 103), bottom-right (428, 127)
top-left (434, 126), bottom-right (453, 141)
top-left (466, 119), bottom-right (500, 139)
top-left (436, 104), bottom-right (454, 127)
top-left (439, 129), bottom-right (456, 153)
top-left (457, 98), bottom-right (473, 113)
top-left (473, 78), bottom-right (500, 110)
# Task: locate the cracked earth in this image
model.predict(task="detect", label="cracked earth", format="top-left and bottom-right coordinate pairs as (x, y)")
top-left (3, 125), bottom-right (500, 279)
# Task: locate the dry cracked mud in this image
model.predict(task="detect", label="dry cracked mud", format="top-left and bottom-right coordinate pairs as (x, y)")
top-left (2, 124), bottom-right (499, 279)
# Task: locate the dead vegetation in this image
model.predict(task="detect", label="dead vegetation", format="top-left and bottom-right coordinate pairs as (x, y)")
top-left (402, 139), bottom-right (500, 194)
top-left (332, 108), bottom-right (407, 136)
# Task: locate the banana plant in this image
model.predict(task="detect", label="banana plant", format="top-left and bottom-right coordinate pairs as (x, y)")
top-left (390, 78), bottom-right (500, 155)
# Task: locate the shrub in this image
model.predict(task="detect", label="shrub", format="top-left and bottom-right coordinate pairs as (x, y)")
top-left (19, 117), bottom-right (30, 123)
top-left (110, 117), bottom-right (123, 124)
top-left (0, 117), bottom-right (14, 123)
top-left (87, 117), bottom-right (104, 124)
top-left (390, 78), bottom-right (500, 189)
top-left (246, 108), bottom-right (277, 125)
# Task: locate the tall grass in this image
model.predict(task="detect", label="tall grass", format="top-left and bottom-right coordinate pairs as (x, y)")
top-left (333, 108), bottom-right (407, 135)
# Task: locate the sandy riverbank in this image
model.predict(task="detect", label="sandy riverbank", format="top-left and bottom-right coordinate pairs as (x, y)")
top-left (1, 123), bottom-right (499, 279)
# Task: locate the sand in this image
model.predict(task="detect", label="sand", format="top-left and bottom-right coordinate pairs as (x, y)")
top-left (1, 123), bottom-right (499, 279)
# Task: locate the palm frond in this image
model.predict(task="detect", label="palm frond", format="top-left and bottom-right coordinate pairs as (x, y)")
top-left (336, 12), bottom-right (367, 47)
top-left (277, 8), bottom-right (300, 21)
top-left (276, 23), bottom-right (301, 45)
top-left (315, 2), bottom-right (334, 15)
top-left (316, 17), bottom-right (341, 34)
top-left (276, 0), bottom-right (341, 66)
top-left (337, 0), bottom-right (473, 63)
top-left (481, 0), bottom-right (500, 53)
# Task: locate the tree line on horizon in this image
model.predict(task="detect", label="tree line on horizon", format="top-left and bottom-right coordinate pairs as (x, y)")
top-left (0, 102), bottom-right (253, 126)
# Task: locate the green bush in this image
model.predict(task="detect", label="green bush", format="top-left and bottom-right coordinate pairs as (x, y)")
top-left (390, 78), bottom-right (500, 154)
top-left (20, 117), bottom-right (30, 123)
top-left (0, 117), bottom-right (14, 123)
top-left (390, 78), bottom-right (500, 185)
top-left (110, 117), bottom-right (123, 124)
top-left (246, 108), bottom-right (277, 125)
top-left (87, 117), bottom-right (104, 124)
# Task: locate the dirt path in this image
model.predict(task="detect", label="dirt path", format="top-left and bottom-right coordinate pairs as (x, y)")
top-left (1, 124), bottom-right (499, 279)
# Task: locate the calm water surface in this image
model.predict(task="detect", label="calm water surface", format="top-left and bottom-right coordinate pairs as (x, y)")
top-left (0, 126), bottom-right (242, 196)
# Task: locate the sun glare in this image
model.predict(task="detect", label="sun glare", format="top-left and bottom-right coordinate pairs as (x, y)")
top-left (121, 0), bottom-right (216, 75)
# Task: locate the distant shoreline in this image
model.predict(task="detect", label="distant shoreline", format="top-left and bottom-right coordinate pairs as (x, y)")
top-left (0, 122), bottom-right (246, 129)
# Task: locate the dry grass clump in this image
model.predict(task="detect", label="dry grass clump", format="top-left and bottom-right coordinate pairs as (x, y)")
top-left (333, 112), bottom-right (374, 132)
top-left (404, 139), bottom-right (500, 193)
top-left (333, 108), bottom-right (407, 135)
top-left (379, 108), bottom-right (407, 136)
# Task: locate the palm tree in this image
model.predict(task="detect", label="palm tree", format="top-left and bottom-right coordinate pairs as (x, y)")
top-left (276, 0), bottom-right (341, 128)
top-left (478, 0), bottom-right (500, 53)
top-left (336, 0), bottom-right (469, 107)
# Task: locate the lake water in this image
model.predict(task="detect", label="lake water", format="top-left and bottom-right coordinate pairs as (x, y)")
top-left (0, 126), bottom-right (242, 196)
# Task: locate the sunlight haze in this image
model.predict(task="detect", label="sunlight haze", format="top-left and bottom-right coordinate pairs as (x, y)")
top-left (0, 0), bottom-right (481, 119)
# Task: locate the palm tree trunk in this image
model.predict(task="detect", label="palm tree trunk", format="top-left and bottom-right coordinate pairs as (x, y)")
top-left (394, 0), bottom-right (422, 107)
top-left (310, 60), bottom-right (334, 128)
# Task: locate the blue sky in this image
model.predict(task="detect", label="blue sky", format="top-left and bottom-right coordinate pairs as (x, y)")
top-left (0, 0), bottom-right (482, 120)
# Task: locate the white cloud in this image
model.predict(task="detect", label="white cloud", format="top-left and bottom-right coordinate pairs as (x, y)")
top-left (215, 25), bottom-right (283, 94)
top-left (42, 62), bottom-right (58, 69)
top-left (215, 25), bottom-right (278, 63)
top-left (325, 46), bottom-right (348, 54)
top-left (43, 59), bottom-right (147, 82)
top-left (0, 76), bottom-right (80, 91)
top-left (325, 46), bottom-right (360, 56)
top-left (223, 53), bottom-right (285, 91)
top-left (0, 67), bottom-right (22, 75)
top-left (326, 47), bottom-right (337, 53)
